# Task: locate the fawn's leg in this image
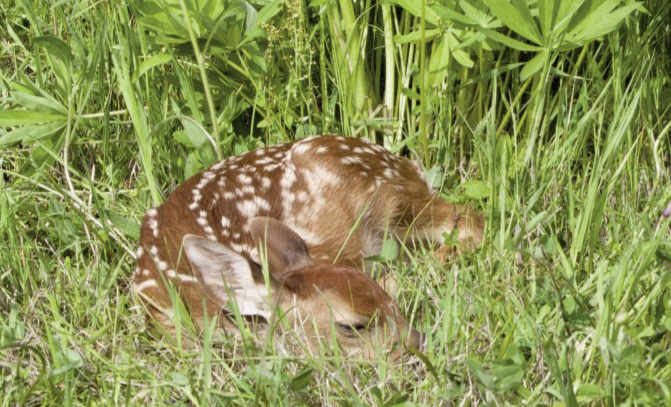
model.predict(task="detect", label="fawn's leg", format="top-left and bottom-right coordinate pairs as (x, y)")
top-left (392, 194), bottom-right (485, 261)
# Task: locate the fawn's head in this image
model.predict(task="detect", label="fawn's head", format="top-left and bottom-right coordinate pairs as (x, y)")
top-left (182, 217), bottom-right (421, 357)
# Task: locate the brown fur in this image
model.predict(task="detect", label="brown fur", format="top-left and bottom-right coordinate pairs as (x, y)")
top-left (133, 135), bottom-right (484, 344)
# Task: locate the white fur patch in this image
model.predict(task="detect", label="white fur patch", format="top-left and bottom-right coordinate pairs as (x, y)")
top-left (135, 279), bottom-right (157, 292)
top-left (183, 237), bottom-right (270, 318)
top-left (237, 200), bottom-right (258, 219)
top-left (237, 173), bottom-right (253, 185)
top-left (341, 156), bottom-right (364, 165)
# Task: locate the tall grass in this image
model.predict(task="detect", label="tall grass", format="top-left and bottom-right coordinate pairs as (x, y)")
top-left (1, 0), bottom-right (670, 405)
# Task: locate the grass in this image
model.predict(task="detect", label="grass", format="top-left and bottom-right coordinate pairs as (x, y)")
top-left (1, 0), bottom-right (670, 405)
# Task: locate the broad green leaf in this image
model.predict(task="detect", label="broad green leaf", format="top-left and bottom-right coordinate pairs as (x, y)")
top-left (133, 53), bottom-right (172, 82)
top-left (491, 362), bottom-right (523, 391)
top-left (458, 0), bottom-right (501, 28)
top-left (13, 92), bottom-right (65, 114)
top-left (380, 239), bottom-right (399, 261)
top-left (477, 27), bottom-right (543, 51)
top-left (0, 110), bottom-right (65, 126)
top-left (429, 3), bottom-right (476, 26)
top-left (240, 1), bottom-right (258, 31)
top-left (5, 121), bottom-right (65, 146)
top-left (520, 49), bottom-right (548, 81)
top-left (567, 2), bottom-right (641, 43)
top-left (461, 180), bottom-right (490, 200)
top-left (446, 31), bottom-right (474, 68)
top-left (577, 384), bottom-right (604, 403)
top-left (538, 0), bottom-right (558, 36)
top-left (33, 35), bottom-right (74, 63)
top-left (181, 118), bottom-right (209, 148)
top-left (428, 35), bottom-right (450, 84)
top-left (394, 29), bottom-right (440, 44)
top-left (289, 368), bottom-right (314, 391)
top-left (255, 0), bottom-right (282, 25)
top-left (466, 359), bottom-right (494, 389)
top-left (482, 0), bottom-right (541, 44)
top-left (382, 0), bottom-right (440, 26)
top-left (106, 210), bottom-right (140, 240)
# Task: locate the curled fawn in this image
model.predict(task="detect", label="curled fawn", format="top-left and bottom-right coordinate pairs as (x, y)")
top-left (134, 135), bottom-right (484, 356)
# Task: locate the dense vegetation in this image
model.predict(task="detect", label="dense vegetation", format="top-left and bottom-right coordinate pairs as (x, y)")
top-left (1, 0), bottom-right (670, 405)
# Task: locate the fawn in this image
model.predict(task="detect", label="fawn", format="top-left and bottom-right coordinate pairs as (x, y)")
top-left (133, 135), bottom-right (484, 356)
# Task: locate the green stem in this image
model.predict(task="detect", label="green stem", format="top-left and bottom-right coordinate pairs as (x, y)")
top-left (177, 0), bottom-right (221, 159)
top-left (381, 5), bottom-right (395, 118)
top-left (419, 0), bottom-right (428, 164)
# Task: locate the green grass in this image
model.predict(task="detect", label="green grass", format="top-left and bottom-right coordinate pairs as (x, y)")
top-left (1, 0), bottom-right (670, 405)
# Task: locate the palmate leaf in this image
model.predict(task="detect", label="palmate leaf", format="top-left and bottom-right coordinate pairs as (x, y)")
top-left (481, 0), bottom-right (542, 45)
top-left (566, 1), bottom-right (643, 43)
top-left (0, 121), bottom-right (66, 146)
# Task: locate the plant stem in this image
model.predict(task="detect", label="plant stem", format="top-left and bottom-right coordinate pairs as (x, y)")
top-left (177, 0), bottom-right (221, 159)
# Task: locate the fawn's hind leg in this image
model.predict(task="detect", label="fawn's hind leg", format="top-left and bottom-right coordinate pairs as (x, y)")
top-left (393, 193), bottom-right (485, 260)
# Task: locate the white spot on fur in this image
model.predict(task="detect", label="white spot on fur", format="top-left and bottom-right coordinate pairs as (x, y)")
top-left (280, 168), bottom-right (297, 189)
top-left (142, 269), bottom-right (151, 276)
top-left (158, 260), bottom-right (168, 271)
top-left (237, 200), bottom-right (258, 219)
top-left (255, 157), bottom-right (275, 165)
top-left (147, 208), bottom-right (157, 217)
top-left (177, 274), bottom-right (198, 283)
top-left (293, 142), bottom-right (311, 155)
top-left (149, 218), bottom-right (159, 237)
top-left (383, 168), bottom-right (399, 180)
top-left (150, 245), bottom-right (158, 256)
top-left (211, 160), bottom-right (226, 171)
top-left (341, 156), bottom-right (364, 165)
top-left (166, 269), bottom-right (176, 278)
top-left (221, 216), bottom-right (231, 227)
top-left (260, 177), bottom-right (272, 189)
top-left (223, 191), bottom-right (236, 200)
top-left (238, 173), bottom-right (253, 184)
top-left (316, 146), bottom-right (328, 154)
top-left (136, 246), bottom-right (144, 258)
top-left (135, 279), bottom-right (157, 292)
top-left (253, 196), bottom-right (271, 211)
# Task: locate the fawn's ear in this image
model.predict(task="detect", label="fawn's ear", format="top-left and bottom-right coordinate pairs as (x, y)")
top-left (250, 217), bottom-right (314, 272)
top-left (183, 235), bottom-right (271, 318)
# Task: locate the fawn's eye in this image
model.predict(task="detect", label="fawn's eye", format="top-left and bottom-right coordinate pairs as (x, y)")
top-left (337, 322), bottom-right (369, 337)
